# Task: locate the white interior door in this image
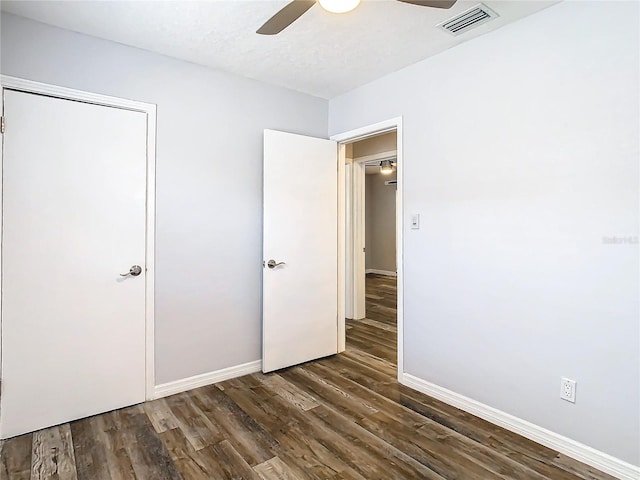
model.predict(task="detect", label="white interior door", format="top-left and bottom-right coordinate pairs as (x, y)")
top-left (263, 129), bottom-right (338, 373)
top-left (1, 89), bottom-right (147, 438)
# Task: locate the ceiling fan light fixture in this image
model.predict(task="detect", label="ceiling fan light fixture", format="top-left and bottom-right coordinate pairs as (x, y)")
top-left (318, 0), bottom-right (361, 14)
top-left (380, 160), bottom-right (394, 175)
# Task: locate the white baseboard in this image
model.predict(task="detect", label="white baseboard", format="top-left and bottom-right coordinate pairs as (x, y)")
top-left (401, 373), bottom-right (640, 480)
top-left (365, 269), bottom-right (397, 277)
top-left (154, 360), bottom-right (262, 399)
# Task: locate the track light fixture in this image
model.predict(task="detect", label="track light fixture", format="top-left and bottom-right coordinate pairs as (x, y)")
top-left (379, 159), bottom-right (394, 175)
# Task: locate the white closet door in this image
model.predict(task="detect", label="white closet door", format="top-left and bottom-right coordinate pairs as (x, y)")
top-left (1, 90), bottom-right (147, 438)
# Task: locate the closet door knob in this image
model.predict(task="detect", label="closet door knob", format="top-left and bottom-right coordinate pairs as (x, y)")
top-left (120, 265), bottom-right (142, 277)
top-left (266, 259), bottom-right (286, 269)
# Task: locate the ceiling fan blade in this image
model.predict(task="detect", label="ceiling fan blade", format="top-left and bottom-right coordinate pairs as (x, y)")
top-left (257, 1), bottom-right (316, 35)
top-left (396, 0), bottom-right (457, 9)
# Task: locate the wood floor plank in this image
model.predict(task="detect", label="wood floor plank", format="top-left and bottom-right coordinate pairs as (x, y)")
top-left (143, 398), bottom-right (180, 434)
top-left (215, 378), bottom-right (359, 479)
top-left (159, 428), bottom-right (225, 480)
top-left (191, 384), bottom-right (279, 466)
top-left (31, 424), bottom-right (78, 480)
top-left (211, 440), bottom-right (262, 480)
top-left (344, 335), bottom-right (395, 363)
top-left (270, 427), bottom-right (366, 480)
top-left (283, 366), bottom-right (379, 420)
top-left (254, 373), bottom-right (320, 412)
top-left (217, 382), bottom-right (342, 479)
top-left (91, 412), bottom-right (138, 480)
top-left (254, 456), bottom-right (299, 480)
top-left (70, 417), bottom-right (113, 480)
top-left (346, 326), bottom-right (396, 350)
top-left (341, 346), bottom-right (397, 376)
top-left (0, 434), bottom-right (32, 480)
top-left (116, 405), bottom-right (182, 480)
top-left (309, 405), bottom-right (446, 480)
top-left (356, 317), bottom-right (397, 332)
top-left (165, 392), bottom-right (224, 451)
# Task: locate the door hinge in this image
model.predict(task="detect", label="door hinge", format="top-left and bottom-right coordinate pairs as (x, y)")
top-left (1, 116), bottom-right (5, 134)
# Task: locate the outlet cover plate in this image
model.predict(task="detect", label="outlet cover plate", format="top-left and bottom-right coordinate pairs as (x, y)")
top-left (560, 377), bottom-right (576, 403)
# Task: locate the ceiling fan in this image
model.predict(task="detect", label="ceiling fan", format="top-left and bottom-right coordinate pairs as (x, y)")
top-left (257, 0), bottom-right (458, 35)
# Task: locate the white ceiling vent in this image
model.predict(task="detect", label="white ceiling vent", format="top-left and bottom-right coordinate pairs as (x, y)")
top-left (438, 3), bottom-right (499, 36)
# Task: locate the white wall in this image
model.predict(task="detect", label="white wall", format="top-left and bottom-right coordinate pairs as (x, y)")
top-left (330, 1), bottom-right (639, 466)
top-left (365, 173), bottom-right (397, 273)
top-left (0, 13), bottom-right (328, 385)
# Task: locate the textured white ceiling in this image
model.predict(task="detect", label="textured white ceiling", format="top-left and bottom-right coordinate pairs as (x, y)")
top-left (1, 0), bottom-right (556, 98)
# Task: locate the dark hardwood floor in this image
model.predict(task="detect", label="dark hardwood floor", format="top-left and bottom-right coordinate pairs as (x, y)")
top-left (0, 275), bottom-right (616, 479)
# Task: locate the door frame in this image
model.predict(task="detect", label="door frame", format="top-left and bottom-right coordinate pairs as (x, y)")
top-left (331, 117), bottom-right (404, 381)
top-left (0, 75), bottom-right (157, 400)
top-left (347, 148), bottom-right (398, 321)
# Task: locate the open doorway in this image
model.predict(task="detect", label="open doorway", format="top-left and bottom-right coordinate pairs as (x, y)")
top-left (334, 118), bottom-right (403, 379)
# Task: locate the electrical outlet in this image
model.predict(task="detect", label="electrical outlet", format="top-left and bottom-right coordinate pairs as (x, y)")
top-left (560, 377), bottom-right (576, 403)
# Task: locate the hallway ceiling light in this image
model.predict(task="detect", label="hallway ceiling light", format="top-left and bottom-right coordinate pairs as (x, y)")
top-left (380, 160), bottom-right (395, 175)
top-left (318, 0), bottom-right (361, 14)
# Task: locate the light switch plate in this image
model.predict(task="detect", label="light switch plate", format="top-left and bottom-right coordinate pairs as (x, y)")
top-left (411, 214), bottom-right (420, 230)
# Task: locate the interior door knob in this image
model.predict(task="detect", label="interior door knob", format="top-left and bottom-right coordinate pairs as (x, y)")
top-left (120, 265), bottom-right (142, 277)
top-left (266, 259), bottom-right (286, 269)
